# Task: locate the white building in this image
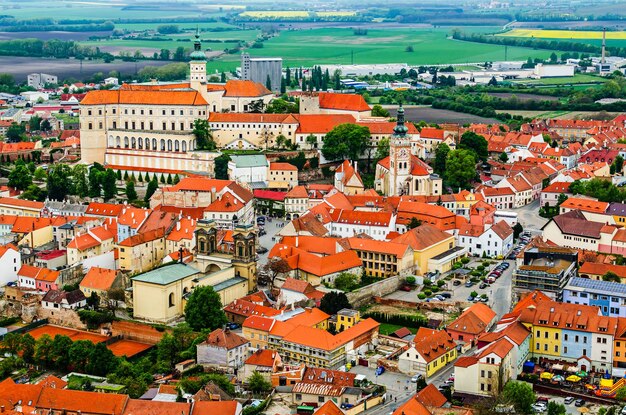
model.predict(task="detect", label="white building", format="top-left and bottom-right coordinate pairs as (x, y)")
top-left (21, 91), bottom-right (49, 103)
top-left (0, 244), bottom-right (20, 286)
top-left (197, 328), bottom-right (250, 370)
top-left (458, 221), bottom-right (514, 258)
top-left (227, 154), bottom-right (269, 188)
top-left (27, 73), bottom-right (57, 89)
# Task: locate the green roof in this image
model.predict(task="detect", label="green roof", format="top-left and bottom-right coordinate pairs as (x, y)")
top-left (212, 276), bottom-right (247, 292)
top-left (230, 154), bottom-right (268, 168)
top-left (132, 263), bottom-right (198, 285)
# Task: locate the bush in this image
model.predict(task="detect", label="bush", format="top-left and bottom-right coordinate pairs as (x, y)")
top-left (476, 265), bottom-right (485, 272)
top-left (470, 270), bottom-right (481, 277)
top-left (461, 257), bottom-right (470, 264)
top-left (362, 311), bottom-right (428, 329)
top-left (452, 262), bottom-right (462, 270)
top-left (77, 310), bottom-right (115, 329)
top-left (424, 289), bottom-right (432, 296)
top-left (405, 276), bottom-right (416, 285)
top-left (430, 286), bottom-right (439, 293)
top-left (436, 280), bottom-right (445, 287)
top-left (417, 293), bottom-right (426, 300)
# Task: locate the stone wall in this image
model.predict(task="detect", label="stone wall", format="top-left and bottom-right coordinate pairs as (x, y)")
top-left (37, 307), bottom-right (86, 329)
top-left (373, 296), bottom-right (469, 313)
top-left (347, 275), bottom-right (404, 308)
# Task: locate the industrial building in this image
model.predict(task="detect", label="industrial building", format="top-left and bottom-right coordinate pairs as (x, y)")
top-left (240, 54), bottom-right (282, 93)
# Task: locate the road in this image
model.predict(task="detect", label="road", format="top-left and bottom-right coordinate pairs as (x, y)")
top-left (515, 199), bottom-right (548, 234)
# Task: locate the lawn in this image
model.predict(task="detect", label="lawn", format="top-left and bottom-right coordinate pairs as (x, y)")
top-left (245, 27), bottom-right (570, 68)
top-left (114, 22), bottom-right (239, 32)
top-left (379, 323), bottom-right (418, 336)
top-left (81, 38), bottom-right (242, 53)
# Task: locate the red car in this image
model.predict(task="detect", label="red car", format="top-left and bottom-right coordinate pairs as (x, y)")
top-left (400, 285), bottom-right (413, 292)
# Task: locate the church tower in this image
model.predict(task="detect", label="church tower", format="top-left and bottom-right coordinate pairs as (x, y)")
top-left (389, 103), bottom-right (411, 196)
top-left (189, 27), bottom-right (207, 92)
top-left (232, 223), bottom-right (257, 291)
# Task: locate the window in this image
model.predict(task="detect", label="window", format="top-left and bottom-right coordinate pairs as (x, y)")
top-left (318, 397), bottom-right (324, 403)
top-left (168, 292), bottom-right (175, 307)
top-left (295, 394), bottom-right (302, 401)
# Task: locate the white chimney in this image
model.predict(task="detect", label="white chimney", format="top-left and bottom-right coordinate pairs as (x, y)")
top-left (177, 222), bottom-right (181, 231)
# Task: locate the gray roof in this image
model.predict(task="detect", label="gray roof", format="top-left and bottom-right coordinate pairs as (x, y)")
top-left (229, 155), bottom-right (268, 168)
top-left (212, 276), bottom-right (247, 291)
top-left (608, 203), bottom-right (626, 215)
top-left (132, 263), bottom-right (199, 285)
top-left (565, 277), bottom-right (626, 296)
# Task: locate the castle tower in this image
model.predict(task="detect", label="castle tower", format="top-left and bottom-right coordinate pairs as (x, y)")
top-left (189, 27), bottom-right (207, 92)
top-left (232, 223), bottom-right (257, 290)
top-left (389, 103), bottom-right (411, 196)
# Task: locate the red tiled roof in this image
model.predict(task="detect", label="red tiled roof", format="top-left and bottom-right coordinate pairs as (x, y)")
top-left (80, 267), bottom-right (118, 291)
top-left (296, 114), bottom-right (356, 134)
top-left (0, 197), bottom-right (43, 210)
top-left (245, 349), bottom-right (279, 367)
top-left (81, 88), bottom-right (208, 106)
top-left (223, 79), bottom-right (272, 97)
top-left (203, 328), bottom-right (249, 350)
top-left (318, 92), bottom-right (370, 112)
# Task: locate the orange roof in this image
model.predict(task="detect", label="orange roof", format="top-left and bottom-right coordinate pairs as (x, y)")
top-left (223, 79), bottom-right (272, 97)
top-left (542, 181), bottom-right (572, 194)
top-left (478, 337), bottom-right (514, 359)
top-left (36, 268), bottom-right (60, 283)
top-left (447, 303), bottom-right (496, 336)
top-left (296, 114), bottom-right (356, 134)
top-left (118, 228), bottom-right (165, 247)
top-left (0, 197), bottom-right (43, 210)
top-left (280, 236), bottom-right (340, 256)
top-left (191, 401), bottom-right (239, 415)
top-left (37, 374), bottom-right (68, 389)
top-left (243, 315), bottom-right (276, 331)
top-left (204, 192), bottom-right (246, 213)
top-left (454, 356), bottom-right (479, 368)
top-left (81, 88), bottom-right (208, 106)
top-left (413, 328), bottom-right (456, 363)
top-left (245, 349), bottom-right (279, 367)
top-left (67, 232), bottom-right (100, 251)
top-left (281, 277), bottom-right (315, 293)
top-left (318, 92), bottom-right (370, 112)
top-left (12, 217), bottom-right (52, 233)
top-left (37, 387), bottom-right (129, 415)
top-left (209, 112), bottom-right (298, 124)
top-left (329, 209), bottom-right (392, 226)
top-left (287, 308), bottom-right (330, 327)
top-left (18, 264), bottom-right (42, 279)
top-left (270, 162), bottom-right (298, 171)
top-left (391, 224), bottom-right (451, 251)
top-left (345, 237), bottom-right (410, 256)
top-left (419, 127), bottom-right (445, 139)
top-left (166, 217), bottom-right (196, 242)
top-left (415, 384), bottom-right (447, 407)
top-left (392, 397), bottom-right (431, 415)
top-left (80, 267), bottom-right (118, 291)
top-left (314, 401), bottom-right (344, 415)
top-left (579, 261), bottom-right (626, 278)
top-left (203, 328), bottom-right (249, 350)
top-left (165, 177), bottom-right (230, 193)
top-left (560, 197), bottom-right (608, 214)
top-left (117, 207), bottom-right (150, 228)
top-left (122, 400), bottom-right (191, 415)
top-left (86, 202), bottom-right (124, 217)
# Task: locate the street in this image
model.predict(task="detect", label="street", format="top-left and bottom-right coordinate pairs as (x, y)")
top-left (515, 199), bottom-right (548, 234)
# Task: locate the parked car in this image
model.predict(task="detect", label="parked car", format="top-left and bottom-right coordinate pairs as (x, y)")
top-left (256, 246), bottom-right (268, 254)
top-left (226, 322), bottom-right (239, 330)
top-left (443, 379), bottom-right (454, 386)
top-left (439, 292), bottom-right (452, 299)
top-left (574, 399), bottom-right (585, 407)
top-left (400, 285), bottom-right (413, 292)
top-left (467, 295), bottom-right (475, 301)
top-left (453, 279), bottom-right (462, 286)
top-left (620, 405), bottom-right (626, 415)
top-left (465, 281), bottom-right (474, 287)
top-left (480, 296), bottom-right (489, 302)
top-left (479, 282), bottom-right (488, 289)
top-left (564, 397), bottom-right (574, 405)
top-left (435, 295), bottom-right (445, 301)
top-left (411, 374), bottom-right (423, 382)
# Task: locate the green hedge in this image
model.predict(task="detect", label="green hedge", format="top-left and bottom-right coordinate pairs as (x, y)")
top-left (363, 311), bottom-right (428, 329)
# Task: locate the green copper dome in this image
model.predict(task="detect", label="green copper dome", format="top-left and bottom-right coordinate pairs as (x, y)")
top-left (392, 103), bottom-right (408, 137)
top-left (190, 27), bottom-right (206, 61)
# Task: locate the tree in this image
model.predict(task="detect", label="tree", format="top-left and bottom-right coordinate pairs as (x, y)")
top-left (5, 123), bottom-right (24, 142)
top-left (459, 131), bottom-right (488, 162)
top-left (46, 164), bottom-right (71, 201)
top-left (556, 193), bottom-right (568, 207)
top-left (34, 334), bottom-right (54, 366)
top-left (8, 161), bottom-right (32, 190)
top-left (306, 134), bottom-right (318, 149)
top-left (184, 286), bottom-right (228, 331)
top-left (86, 292), bottom-right (100, 309)
top-left (407, 217), bottom-right (422, 229)
top-left (261, 257), bottom-right (291, 289)
top-left (617, 386), bottom-right (626, 401)
top-left (433, 143), bottom-right (449, 176)
top-left (265, 74), bottom-right (272, 91)
top-left (69, 165), bottom-right (87, 197)
top-left (319, 291), bottom-right (351, 315)
top-left (87, 342), bottom-right (118, 376)
top-left (513, 223), bottom-right (523, 240)
top-left (21, 334), bottom-right (35, 363)
top-left (51, 334), bottom-right (73, 370)
top-left (488, 76), bottom-right (498, 86)
top-left (166, 173), bottom-right (172, 184)
top-left (322, 123), bottom-right (370, 162)
top-left (502, 381), bottom-right (536, 414)
top-left (334, 272), bottom-right (359, 292)
top-left (248, 371), bottom-right (272, 393)
top-left (144, 178), bottom-right (158, 203)
top-left (375, 137), bottom-right (390, 161)
top-left (603, 271), bottom-right (621, 283)
top-left (371, 104), bottom-right (390, 117)
top-left (88, 167), bottom-right (102, 198)
top-left (499, 152), bottom-right (509, 163)
top-left (614, 155), bottom-right (624, 174)
top-left (280, 76), bottom-right (286, 94)
top-left (173, 46), bottom-right (185, 61)
top-left (550, 52), bottom-right (558, 63)
top-left (415, 376), bottom-right (427, 392)
top-left (193, 119), bottom-right (216, 150)
top-left (445, 150), bottom-right (476, 190)
top-left (40, 119), bottom-right (52, 132)
top-left (102, 169), bottom-right (117, 200)
top-left (29, 116), bottom-right (42, 131)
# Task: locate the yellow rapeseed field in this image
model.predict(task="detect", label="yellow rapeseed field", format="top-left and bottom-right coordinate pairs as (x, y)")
top-left (239, 11), bottom-right (309, 18)
top-left (317, 11), bottom-right (357, 16)
top-left (499, 29), bottom-right (626, 40)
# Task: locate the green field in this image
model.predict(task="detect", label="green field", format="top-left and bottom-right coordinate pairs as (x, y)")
top-left (0, 3), bottom-right (207, 20)
top-left (82, 38), bottom-right (242, 53)
top-left (379, 323), bottom-right (418, 336)
top-left (241, 28), bottom-right (570, 68)
top-left (114, 22), bottom-right (238, 32)
top-left (511, 73), bottom-right (607, 86)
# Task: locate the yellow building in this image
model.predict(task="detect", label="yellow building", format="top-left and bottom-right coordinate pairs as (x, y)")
top-left (0, 197), bottom-right (42, 217)
top-left (398, 328), bottom-right (458, 378)
top-left (392, 224), bottom-right (465, 276)
top-left (343, 237), bottom-right (414, 278)
top-left (334, 309), bottom-right (361, 332)
top-left (12, 217), bottom-right (54, 248)
top-left (118, 228), bottom-right (166, 275)
top-left (268, 162), bottom-right (299, 190)
top-left (132, 262), bottom-right (248, 323)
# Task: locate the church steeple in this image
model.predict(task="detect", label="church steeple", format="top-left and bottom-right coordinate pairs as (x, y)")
top-left (190, 26), bottom-right (206, 61)
top-left (189, 26), bottom-right (207, 91)
top-left (393, 103), bottom-right (408, 138)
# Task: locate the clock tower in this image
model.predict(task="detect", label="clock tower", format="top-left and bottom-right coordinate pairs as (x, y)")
top-left (389, 103), bottom-right (411, 196)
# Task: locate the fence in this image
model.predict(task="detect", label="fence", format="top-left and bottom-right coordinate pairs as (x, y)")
top-left (0, 318), bottom-right (48, 340)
